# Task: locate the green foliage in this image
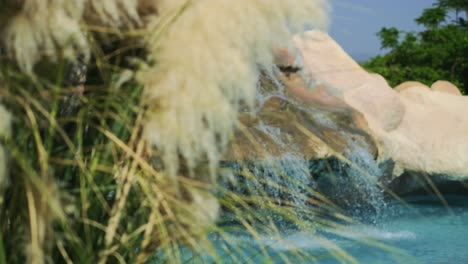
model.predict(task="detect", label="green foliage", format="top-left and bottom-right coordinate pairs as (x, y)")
top-left (362, 0), bottom-right (468, 93)
top-left (377, 27), bottom-right (400, 49)
top-left (439, 0), bottom-right (468, 13)
top-left (415, 6), bottom-right (447, 28)
top-left (0, 46), bottom-right (146, 263)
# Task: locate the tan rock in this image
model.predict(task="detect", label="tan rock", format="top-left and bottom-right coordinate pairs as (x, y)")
top-left (344, 73), bottom-right (405, 132)
top-left (224, 82), bottom-right (377, 163)
top-left (381, 89), bottom-right (468, 179)
top-left (228, 29), bottom-right (468, 194)
top-left (293, 30), bottom-right (369, 92)
top-left (293, 30), bottom-right (405, 133)
top-left (273, 46), bottom-right (300, 68)
top-left (279, 73), bottom-right (349, 109)
top-left (431, 80), bottom-right (462, 96)
top-left (394, 81), bottom-right (430, 92)
top-left (398, 85), bottom-right (433, 104)
top-left (294, 29), bottom-right (468, 182)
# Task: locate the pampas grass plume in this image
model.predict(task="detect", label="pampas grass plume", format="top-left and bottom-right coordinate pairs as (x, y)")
top-left (0, 1), bottom-right (332, 262)
top-left (1, 0), bottom-right (143, 73)
top-left (140, 0), bottom-right (329, 180)
top-left (1, 0), bottom-right (329, 181)
top-left (2, 0), bottom-right (88, 73)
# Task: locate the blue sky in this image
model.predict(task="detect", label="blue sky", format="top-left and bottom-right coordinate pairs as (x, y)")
top-left (329, 0), bottom-right (438, 61)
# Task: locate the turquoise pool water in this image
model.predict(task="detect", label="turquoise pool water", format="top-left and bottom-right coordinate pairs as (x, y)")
top-left (204, 195), bottom-right (468, 264)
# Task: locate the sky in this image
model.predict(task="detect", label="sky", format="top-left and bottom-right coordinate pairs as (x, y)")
top-left (328, 0), bottom-right (438, 61)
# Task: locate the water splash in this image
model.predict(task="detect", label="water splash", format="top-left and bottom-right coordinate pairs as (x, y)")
top-left (225, 152), bottom-right (313, 208)
top-left (225, 67), bottom-right (390, 224)
top-left (347, 140), bottom-right (387, 218)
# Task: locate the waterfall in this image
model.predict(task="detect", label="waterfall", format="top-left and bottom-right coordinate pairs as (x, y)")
top-left (222, 68), bottom-right (388, 223)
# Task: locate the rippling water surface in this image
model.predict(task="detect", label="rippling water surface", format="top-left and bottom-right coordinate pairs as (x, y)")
top-left (205, 195), bottom-right (468, 264)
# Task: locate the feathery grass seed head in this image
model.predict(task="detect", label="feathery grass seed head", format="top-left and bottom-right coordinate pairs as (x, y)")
top-left (140, 0), bottom-right (329, 180)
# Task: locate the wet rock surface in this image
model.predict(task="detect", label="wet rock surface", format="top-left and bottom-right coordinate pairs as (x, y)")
top-left (221, 71), bottom-right (383, 212)
top-left (222, 30), bottom-right (468, 209)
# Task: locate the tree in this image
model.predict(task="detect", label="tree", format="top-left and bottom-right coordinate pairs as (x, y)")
top-left (362, 0), bottom-right (468, 94)
top-left (377, 27), bottom-right (400, 49)
top-left (415, 6), bottom-right (447, 28)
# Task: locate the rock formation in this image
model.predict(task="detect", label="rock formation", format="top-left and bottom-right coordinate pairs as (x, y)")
top-left (295, 31), bottom-right (468, 194)
top-left (293, 31), bottom-right (406, 133)
top-left (431, 80), bottom-right (462, 96)
top-left (394, 81), bottom-right (430, 93)
top-left (224, 29), bottom-right (468, 196)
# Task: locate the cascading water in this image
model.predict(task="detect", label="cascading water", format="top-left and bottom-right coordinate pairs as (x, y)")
top-left (340, 140), bottom-right (387, 222)
top-left (188, 67), bottom-right (468, 264)
top-left (228, 151), bottom-right (313, 208)
top-left (206, 68), bottom-right (407, 263)
top-left (236, 68), bottom-right (388, 222)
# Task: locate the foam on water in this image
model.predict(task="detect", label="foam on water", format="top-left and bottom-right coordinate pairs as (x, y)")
top-left (194, 71), bottom-right (468, 264)
top-left (205, 197), bottom-right (468, 264)
top-left (332, 226), bottom-right (417, 241)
